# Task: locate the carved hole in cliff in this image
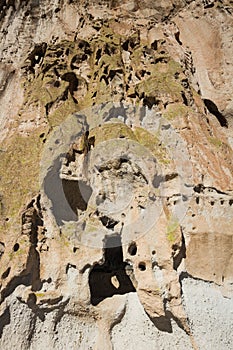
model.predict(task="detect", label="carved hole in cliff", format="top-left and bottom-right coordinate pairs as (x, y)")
top-left (89, 235), bottom-right (136, 306)
top-left (181, 79), bottom-right (189, 89)
top-left (100, 216), bottom-right (119, 230)
top-left (151, 40), bottom-right (158, 50)
top-left (61, 72), bottom-right (79, 103)
top-left (27, 43), bottom-right (47, 68)
top-left (155, 56), bottom-right (168, 64)
top-left (229, 200), bottom-right (233, 206)
top-left (143, 96), bottom-right (159, 109)
top-left (100, 75), bottom-right (109, 85)
top-left (152, 250), bottom-right (156, 255)
top-left (203, 99), bottom-right (228, 127)
top-left (122, 37), bottom-right (138, 51)
top-left (13, 243), bottom-right (19, 252)
top-left (138, 262), bottom-right (146, 271)
top-left (54, 80), bottom-right (60, 88)
top-left (96, 48), bottom-right (102, 62)
top-left (109, 69), bottom-right (123, 81)
top-left (203, 1), bottom-right (214, 9)
top-left (62, 179), bottom-right (93, 213)
top-left (210, 201), bottom-right (215, 206)
top-left (220, 200), bottom-right (224, 205)
top-left (196, 197), bottom-right (199, 204)
top-left (1, 267), bottom-right (11, 279)
top-left (174, 32), bottom-right (182, 45)
top-left (128, 242), bottom-right (137, 256)
top-left (181, 92), bottom-right (188, 106)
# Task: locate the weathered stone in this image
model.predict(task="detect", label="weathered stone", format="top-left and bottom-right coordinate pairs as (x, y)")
top-left (0, 1), bottom-right (233, 349)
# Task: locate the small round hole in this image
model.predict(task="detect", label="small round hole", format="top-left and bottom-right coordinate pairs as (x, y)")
top-left (54, 80), bottom-right (60, 88)
top-left (128, 242), bottom-right (137, 256)
top-left (152, 250), bottom-right (156, 255)
top-left (138, 262), bottom-right (146, 271)
top-left (13, 243), bottom-right (19, 252)
top-left (210, 201), bottom-right (214, 206)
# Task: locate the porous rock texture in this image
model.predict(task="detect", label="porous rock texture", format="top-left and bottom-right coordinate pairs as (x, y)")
top-left (0, 1), bottom-right (233, 349)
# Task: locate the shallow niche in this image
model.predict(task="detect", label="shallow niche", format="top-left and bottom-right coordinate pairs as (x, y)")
top-left (89, 235), bottom-right (136, 306)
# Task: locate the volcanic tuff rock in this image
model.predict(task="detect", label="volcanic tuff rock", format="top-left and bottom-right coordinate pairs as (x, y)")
top-left (0, 1), bottom-right (233, 349)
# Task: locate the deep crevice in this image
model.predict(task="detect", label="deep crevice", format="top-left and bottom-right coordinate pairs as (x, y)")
top-left (0, 306), bottom-right (10, 337)
top-left (173, 229), bottom-right (186, 270)
top-left (143, 96), bottom-right (159, 109)
top-left (203, 99), bottom-right (228, 127)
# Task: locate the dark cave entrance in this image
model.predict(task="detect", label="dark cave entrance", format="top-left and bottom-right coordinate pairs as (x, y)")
top-left (89, 235), bottom-right (136, 306)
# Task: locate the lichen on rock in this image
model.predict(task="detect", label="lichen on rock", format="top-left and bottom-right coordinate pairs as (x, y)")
top-left (0, 1), bottom-right (233, 349)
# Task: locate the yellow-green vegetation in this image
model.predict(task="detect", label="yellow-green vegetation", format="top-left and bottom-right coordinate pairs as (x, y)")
top-left (90, 122), bottom-right (137, 145)
top-left (0, 129), bottom-right (45, 234)
top-left (163, 102), bottom-right (190, 121)
top-left (208, 136), bottom-right (222, 148)
top-left (133, 127), bottom-right (170, 164)
top-left (135, 59), bottom-right (184, 101)
top-left (166, 216), bottom-right (180, 244)
top-left (48, 98), bottom-right (79, 127)
top-left (22, 21), bottom-right (187, 123)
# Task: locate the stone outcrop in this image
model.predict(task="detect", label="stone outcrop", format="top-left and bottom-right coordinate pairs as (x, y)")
top-left (0, 1), bottom-right (233, 349)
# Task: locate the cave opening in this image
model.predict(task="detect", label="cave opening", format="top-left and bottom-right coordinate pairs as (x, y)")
top-left (62, 179), bottom-right (93, 213)
top-left (89, 235), bottom-right (136, 306)
top-left (203, 99), bottom-right (228, 127)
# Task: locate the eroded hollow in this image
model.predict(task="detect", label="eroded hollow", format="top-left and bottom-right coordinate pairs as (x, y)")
top-left (62, 179), bottom-right (93, 213)
top-left (128, 242), bottom-right (137, 256)
top-left (138, 262), bottom-right (146, 271)
top-left (13, 243), bottom-right (19, 252)
top-left (89, 235), bottom-right (136, 306)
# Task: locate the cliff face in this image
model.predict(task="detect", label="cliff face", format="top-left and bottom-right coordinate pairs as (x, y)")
top-left (0, 1), bottom-right (233, 349)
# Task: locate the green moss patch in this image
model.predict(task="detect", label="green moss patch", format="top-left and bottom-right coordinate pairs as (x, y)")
top-left (134, 127), bottom-right (170, 164)
top-left (163, 102), bottom-right (190, 121)
top-left (90, 122), bottom-right (137, 145)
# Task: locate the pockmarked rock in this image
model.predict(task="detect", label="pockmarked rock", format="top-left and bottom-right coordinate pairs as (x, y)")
top-left (0, 1), bottom-right (233, 349)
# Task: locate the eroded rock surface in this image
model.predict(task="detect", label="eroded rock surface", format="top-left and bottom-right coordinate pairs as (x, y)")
top-left (0, 1), bottom-right (233, 349)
